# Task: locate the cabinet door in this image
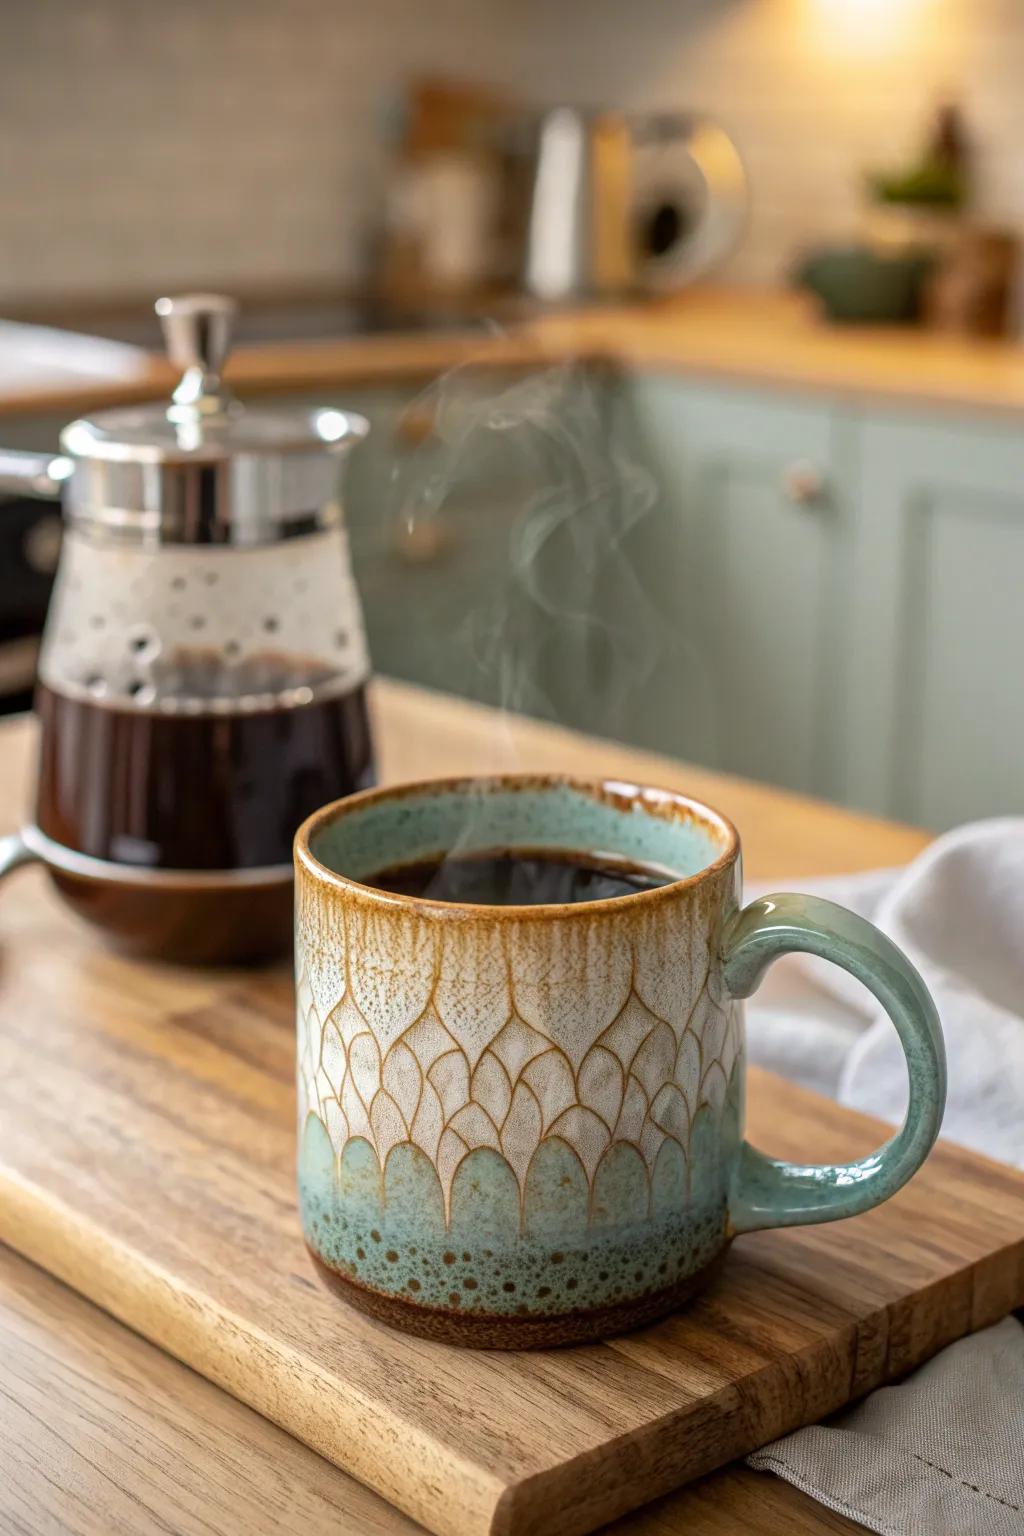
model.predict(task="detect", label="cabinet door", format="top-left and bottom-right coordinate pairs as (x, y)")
top-left (617, 376), bottom-right (848, 797)
top-left (847, 413), bottom-right (1024, 830)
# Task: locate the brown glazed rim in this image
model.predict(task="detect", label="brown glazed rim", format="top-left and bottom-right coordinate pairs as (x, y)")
top-left (294, 774), bottom-right (740, 921)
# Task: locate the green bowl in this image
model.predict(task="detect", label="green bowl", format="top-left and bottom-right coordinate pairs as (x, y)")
top-left (795, 244), bottom-right (936, 324)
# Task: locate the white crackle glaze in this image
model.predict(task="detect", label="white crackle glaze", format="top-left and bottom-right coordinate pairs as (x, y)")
top-left (295, 779), bottom-right (743, 1219)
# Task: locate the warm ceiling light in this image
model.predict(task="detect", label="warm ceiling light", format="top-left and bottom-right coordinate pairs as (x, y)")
top-left (805, 0), bottom-right (939, 57)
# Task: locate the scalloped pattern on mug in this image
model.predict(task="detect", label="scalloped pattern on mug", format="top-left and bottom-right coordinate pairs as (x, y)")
top-left (296, 876), bottom-right (742, 1224)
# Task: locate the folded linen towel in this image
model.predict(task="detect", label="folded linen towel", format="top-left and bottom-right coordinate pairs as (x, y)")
top-left (744, 818), bottom-right (1024, 1535)
top-left (749, 1317), bottom-right (1024, 1536)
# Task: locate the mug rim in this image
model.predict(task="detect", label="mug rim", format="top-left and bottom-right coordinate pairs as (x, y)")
top-left (294, 773), bottom-right (740, 920)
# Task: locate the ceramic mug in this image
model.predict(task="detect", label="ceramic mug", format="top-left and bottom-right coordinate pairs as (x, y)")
top-left (294, 775), bottom-right (945, 1348)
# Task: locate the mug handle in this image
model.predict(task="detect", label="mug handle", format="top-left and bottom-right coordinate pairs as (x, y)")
top-left (0, 829), bottom-right (38, 881)
top-left (723, 893), bottom-right (946, 1234)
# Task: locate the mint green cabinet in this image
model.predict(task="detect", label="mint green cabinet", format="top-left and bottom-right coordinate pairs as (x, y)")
top-left (614, 379), bottom-right (1024, 829)
top-left (614, 375), bottom-right (851, 795)
top-left (845, 412), bottom-right (1024, 829)
top-left (244, 375), bottom-right (1024, 831)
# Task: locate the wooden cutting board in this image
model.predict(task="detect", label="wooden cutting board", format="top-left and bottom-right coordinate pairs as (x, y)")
top-left (0, 863), bottom-right (1022, 1536)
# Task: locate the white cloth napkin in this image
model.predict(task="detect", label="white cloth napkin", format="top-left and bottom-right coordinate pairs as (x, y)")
top-left (743, 817), bottom-right (1024, 1534)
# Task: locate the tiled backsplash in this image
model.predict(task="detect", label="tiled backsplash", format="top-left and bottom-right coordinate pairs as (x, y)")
top-left (3, 0), bottom-right (1023, 304)
top-left (0, 0), bottom-right (543, 306)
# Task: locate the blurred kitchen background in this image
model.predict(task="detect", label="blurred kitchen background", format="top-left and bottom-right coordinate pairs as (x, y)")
top-left (3, 0), bottom-right (1024, 832)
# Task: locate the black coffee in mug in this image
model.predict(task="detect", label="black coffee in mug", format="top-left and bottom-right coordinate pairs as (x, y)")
top-left (364, 847), bottom-right (675, 905)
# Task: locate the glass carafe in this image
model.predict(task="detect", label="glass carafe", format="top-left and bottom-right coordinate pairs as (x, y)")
top-left (5, 295), bottom-right (374, 962)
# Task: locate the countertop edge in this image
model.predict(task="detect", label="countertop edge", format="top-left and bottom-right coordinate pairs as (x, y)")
top-left (3, 290), bottom-right (1024, 421)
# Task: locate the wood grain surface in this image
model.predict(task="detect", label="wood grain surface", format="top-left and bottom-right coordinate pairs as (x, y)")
top-left (0, 682), bottom-right (991, 1536)
top-left (0, 1243), bottom-right (859, 1536)
top-left (5, 947), bottom-right (1019, 1536)
top-left (4, 287), bottom-right (1024, 421)
top-left (366, 680), bottom-right (930, 880)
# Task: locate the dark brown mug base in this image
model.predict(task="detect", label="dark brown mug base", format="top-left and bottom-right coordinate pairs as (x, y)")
top-left (308, 1245), bottom-right (727, 1348)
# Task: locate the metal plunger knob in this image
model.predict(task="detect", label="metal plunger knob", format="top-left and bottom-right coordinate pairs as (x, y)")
top-left (156, 293), bottom-right (239, 416)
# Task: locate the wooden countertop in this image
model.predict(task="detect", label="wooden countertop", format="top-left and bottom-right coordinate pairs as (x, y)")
top-left (5, 287), bottom-right (1024, 421)
top-left (1, 1245), bottom-right (856, 1536)
top-left (1, 678), bottom-right (928, 1535)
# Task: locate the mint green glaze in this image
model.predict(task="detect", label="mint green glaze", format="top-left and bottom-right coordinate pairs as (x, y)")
top-left (309, 782), bottom-right (722, 886)
top-left (723, 893), bottom-right (946, 1233)
top-left (296, 775), bottom-right (944, 1343)
top-left (298, 1064), bottom-right (743, 1319)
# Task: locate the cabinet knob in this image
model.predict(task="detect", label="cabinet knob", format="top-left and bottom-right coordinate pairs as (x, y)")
top-left (782, 460), bottom-right (826, 506)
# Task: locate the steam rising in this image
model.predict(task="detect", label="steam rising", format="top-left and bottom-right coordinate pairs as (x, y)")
top-left (389, 361), bottom-right (664, 728)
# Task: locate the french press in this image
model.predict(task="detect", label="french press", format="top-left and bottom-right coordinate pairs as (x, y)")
top-left (0, 295), bottom-right (374, 963)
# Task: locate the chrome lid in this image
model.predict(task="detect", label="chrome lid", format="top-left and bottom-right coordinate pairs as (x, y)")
top-left (59, 294), bottom-right (369, 545)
